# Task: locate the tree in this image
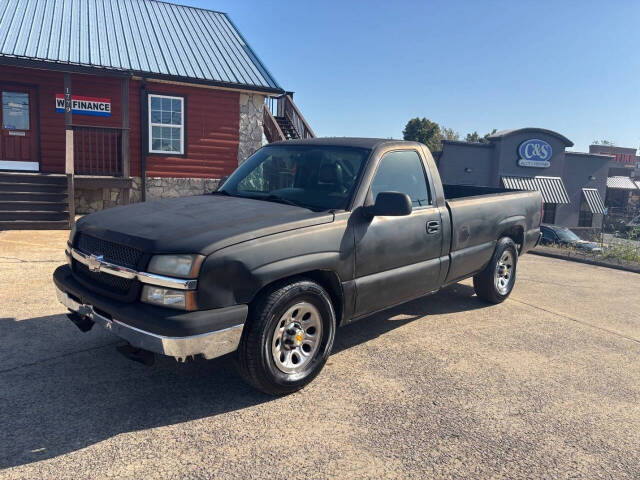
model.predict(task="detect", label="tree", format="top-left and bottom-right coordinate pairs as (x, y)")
top-left (403, 117), bottom-right (442, 152)
top-left (441, 127), bottom-right (460, 142)
top-left (465, 128), bottom-right (497, 144)
top-left (465, 131), bottom-right (482, 143)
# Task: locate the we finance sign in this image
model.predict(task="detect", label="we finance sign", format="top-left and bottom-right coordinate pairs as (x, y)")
top-left (55, 94), bottom-right (111, 117)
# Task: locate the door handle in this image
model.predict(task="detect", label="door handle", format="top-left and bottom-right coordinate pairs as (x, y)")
top-left (426, 221), bottom-right (440, 234)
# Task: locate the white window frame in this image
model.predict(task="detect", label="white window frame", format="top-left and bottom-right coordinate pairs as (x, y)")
top-left (148, 94), bottom-right (184, 155)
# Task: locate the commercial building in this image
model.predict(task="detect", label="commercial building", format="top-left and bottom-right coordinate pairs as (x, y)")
top-left (0, 0), bottom-right (312, 229)
top-left (436, 128), bottom-right (611, 229)
top-left (588, 144), bottom-right (640, 224)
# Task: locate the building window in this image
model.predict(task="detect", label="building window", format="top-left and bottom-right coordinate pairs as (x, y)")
top-left (148, 94), bottom-right (184, 154)
top-left (542, 203), bottom-right (556, 224)
top-left (578, 196), bottom-right (593, 227)
top-left (578, 210), bottom-right (593, 227)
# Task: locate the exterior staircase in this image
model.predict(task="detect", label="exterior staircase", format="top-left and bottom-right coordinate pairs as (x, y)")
top-left (263, 93), bottom-right (315, 143)
top-left (0, 172), bottom-right (70, 230)
top-left (274, 115), bottom-right (300, 140)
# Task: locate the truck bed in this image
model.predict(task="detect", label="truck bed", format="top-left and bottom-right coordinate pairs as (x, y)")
top-left (441, 185), bottom-right (542, 284)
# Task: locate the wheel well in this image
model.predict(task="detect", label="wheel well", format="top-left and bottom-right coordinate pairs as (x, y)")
top-left (500, 226), bottom-right (524, 253)
top-left (253, 270), bottom-right (344, 325)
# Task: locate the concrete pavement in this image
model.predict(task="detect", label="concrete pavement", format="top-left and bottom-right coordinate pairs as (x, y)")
top-left (1, 230), bottom-right (639, 479)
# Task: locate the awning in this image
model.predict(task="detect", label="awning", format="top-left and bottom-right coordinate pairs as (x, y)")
top-left (581, 188), bottom-right (606, 214)
top-left (502, 176), bottom-right (570, 204)
top-left (606, 176), bottom-right (638, 190)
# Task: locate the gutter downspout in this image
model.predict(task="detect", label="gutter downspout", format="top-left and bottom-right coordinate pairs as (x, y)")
top-left (140, 79), bottom-right (147, 201)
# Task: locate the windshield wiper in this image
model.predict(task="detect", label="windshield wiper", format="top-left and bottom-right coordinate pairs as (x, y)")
top-left (209, 190), bottom-right (231, 196)
top-left (261, 194), bottom-right (306, 208)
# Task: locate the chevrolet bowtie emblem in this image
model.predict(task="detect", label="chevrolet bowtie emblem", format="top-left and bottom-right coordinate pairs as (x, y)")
top-left (88, 254), bottom-right (104, 272)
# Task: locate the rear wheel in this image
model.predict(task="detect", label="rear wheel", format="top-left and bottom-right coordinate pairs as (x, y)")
top-left (473, 237), bottom-right (518, 304)
top-left (235, 279), bottom-right (336, 395)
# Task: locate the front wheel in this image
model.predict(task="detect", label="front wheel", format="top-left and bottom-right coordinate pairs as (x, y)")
top-left (235, 279), bottom-right (336, 395)
top-left (473, 237), bottom-right (518, 304)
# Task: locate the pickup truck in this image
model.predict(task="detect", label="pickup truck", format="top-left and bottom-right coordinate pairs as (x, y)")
top-left (54, 138), bottom-right (542, 395)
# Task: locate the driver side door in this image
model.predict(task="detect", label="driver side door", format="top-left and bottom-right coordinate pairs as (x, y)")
top-left (353, 149), bottom-right (443, 317)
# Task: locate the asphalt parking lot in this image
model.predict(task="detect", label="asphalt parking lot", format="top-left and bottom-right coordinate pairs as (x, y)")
top-left (1, 230), bottom-right (639, 479)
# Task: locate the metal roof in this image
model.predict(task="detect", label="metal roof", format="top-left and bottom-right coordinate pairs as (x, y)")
top-left (502, 176), bottom-right (570, 204)
top-left (582, 188), bottom-right (605, 214)
top-left (606, 176), bottom-right (638, 190)
top-left (0, 0), bottom-right (282, 92)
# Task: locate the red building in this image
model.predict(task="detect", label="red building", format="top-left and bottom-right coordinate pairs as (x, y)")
top-left (0, 0), bottom-right (313, 228)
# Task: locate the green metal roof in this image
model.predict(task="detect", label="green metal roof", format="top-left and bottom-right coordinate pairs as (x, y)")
top-left (0, 0), bottom-right (282, 92)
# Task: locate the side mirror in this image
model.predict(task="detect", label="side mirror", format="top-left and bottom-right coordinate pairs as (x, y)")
top-left (365, 191), bottom-right (412, 217)
top-left (217, 175), bottom-right (229, 191)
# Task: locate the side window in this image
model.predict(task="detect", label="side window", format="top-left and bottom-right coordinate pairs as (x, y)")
top-left (370, 150), bottom-right (430, 207)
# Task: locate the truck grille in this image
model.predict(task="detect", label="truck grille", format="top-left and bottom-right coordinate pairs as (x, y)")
top-left (73, 233), bottom-right (144, 300)
top-left (76, 233), bottom-right (143, 270)
top-left (73, 262), bottom-right (134, 294)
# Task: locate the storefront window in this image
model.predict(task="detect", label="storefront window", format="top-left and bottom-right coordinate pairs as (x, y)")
top-left (542, 203), bottom-right (556, 224)
top-left (148, 94), bottom-right (184, 154)
top-left (2, 91), bottom-right (29, 130)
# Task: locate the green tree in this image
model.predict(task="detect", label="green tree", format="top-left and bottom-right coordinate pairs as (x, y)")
top-left (403, 117), bottom-right (442, 152)
top-left (465, 131), bottom-right (482, 143)
top-left (465, 129), bottom-right (497, 144)
top-left (441, 127), bottom-right (460, 142)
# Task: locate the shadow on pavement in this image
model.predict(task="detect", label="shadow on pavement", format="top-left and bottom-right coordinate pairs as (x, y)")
top-left (0, 283), bottom-right (486, 469)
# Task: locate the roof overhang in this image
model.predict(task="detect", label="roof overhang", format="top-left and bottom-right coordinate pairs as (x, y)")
top-left (0, 55), bottom-right (285, 95)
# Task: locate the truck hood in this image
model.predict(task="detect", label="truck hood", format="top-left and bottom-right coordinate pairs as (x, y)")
top-left (75, 195), bottom-right (335, 255)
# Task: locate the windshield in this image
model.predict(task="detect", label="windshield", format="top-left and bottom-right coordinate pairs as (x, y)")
top-left (556, 228), bottom-right (581, 242)
top-left (219, 145), bottom-right (371, 210)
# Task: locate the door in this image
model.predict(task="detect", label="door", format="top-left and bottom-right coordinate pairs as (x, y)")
top-left (0, 87), bottom-right (39, 171)
top-left (354, 149), bottom-right (443, 316)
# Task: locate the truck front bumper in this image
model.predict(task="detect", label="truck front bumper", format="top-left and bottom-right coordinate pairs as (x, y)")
top-left (53, 265), bottom-right (247, 360)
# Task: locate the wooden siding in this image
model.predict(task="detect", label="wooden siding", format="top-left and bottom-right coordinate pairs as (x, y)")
top-left (0, 66), bottom-right (241, 178)
top-left (142, 81), bottom-right (240, 178)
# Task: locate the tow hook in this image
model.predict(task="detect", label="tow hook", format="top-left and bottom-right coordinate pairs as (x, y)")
top-left (116, 343), bottom-right (156, 366)
top-left (67, 312), bottom-right (94, 332)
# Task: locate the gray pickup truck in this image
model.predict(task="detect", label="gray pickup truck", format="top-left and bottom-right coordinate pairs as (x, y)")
top-left (54, 138), bottom-right (542, 395)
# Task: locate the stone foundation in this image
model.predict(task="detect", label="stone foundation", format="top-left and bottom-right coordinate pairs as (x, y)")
top-left (75, 177), bottom-right (142, 214)
top-left (145, 177), bottom-right (220, 201)
top-left (75, 176), bottom-right (220, 214)
top-left (238, 93), bottom-right (265, 165)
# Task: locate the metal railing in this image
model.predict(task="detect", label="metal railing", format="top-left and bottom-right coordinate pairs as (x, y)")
top-left (72, 125), bottom-right (125, 176)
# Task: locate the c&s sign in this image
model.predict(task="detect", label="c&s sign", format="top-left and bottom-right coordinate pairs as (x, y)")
top-left (518, 139), bottom-right (552, 168)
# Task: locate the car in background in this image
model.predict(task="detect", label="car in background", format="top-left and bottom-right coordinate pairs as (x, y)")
top-left (540, 224), bottom-right (603, 253)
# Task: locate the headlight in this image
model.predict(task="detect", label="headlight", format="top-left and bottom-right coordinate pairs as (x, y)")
top-left (147, 254), bottom-right (203, 278)
top-left (141, 285), bottom-right (197, 310)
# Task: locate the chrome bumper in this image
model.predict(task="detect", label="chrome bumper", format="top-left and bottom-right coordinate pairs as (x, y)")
top-left (56, 286), bottom-right (243, 361)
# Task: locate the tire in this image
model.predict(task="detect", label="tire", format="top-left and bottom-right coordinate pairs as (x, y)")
top-left (235, 278), bottom-right (336, 395)
top-left (473, 237), bottom-right (518, 304)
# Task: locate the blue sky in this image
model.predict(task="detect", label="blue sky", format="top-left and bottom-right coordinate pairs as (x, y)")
top-left (171, 0), bottom-right (639, 152)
